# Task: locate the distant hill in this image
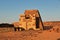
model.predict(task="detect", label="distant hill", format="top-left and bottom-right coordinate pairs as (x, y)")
top-left (0, 23), bottom-right (14, 28)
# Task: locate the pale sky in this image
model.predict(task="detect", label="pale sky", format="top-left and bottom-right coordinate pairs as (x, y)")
top-left (0, 0), bottom-right (60, 23)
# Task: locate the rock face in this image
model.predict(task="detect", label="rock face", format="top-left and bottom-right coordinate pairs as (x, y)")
top-left (13, 10), bottom-right (43, 30)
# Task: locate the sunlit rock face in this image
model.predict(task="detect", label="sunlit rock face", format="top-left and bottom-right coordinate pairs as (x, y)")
top-left (13, 10), bottom-right (43, 30)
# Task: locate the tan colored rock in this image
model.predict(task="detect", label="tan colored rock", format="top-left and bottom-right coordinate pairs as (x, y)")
top-left (13, 10), bottom-right (43, 30)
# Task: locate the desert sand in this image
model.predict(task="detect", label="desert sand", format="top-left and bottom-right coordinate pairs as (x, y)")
top-left (0, 21), bottom-right (60, 40)
top-left (0, 30), bottom-right (60, 40)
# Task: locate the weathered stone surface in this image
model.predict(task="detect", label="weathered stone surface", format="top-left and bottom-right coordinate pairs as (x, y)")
top-left (13, 10), bottom-right (43, 30)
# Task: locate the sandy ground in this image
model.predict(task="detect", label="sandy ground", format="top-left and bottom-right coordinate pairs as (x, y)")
top-left (0, 30), bottom-right (60, 40)
top-left (0, 21), bottom-right (60, 40)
